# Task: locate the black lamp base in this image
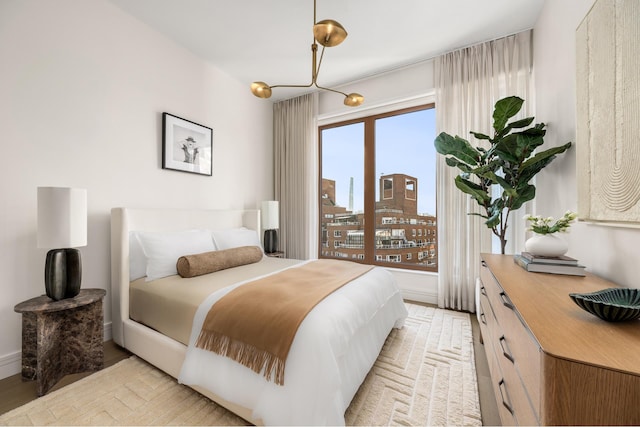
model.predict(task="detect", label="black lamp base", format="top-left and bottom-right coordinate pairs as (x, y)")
top-left (264, 229), bottom-right (278, 254)
top-left (44, 248), bottom-right (82, 301)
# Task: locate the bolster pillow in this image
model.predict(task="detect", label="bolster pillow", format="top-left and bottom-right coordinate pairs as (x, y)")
top-left (176, 245), bottom-right (263, 278)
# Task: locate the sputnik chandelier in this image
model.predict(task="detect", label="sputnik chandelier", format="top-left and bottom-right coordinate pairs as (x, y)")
top-left (250, 0), bottom-right (364, 107)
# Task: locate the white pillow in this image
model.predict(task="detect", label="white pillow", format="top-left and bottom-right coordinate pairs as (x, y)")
top-left (212, 227), bottom-right (263, 251)
top-left (136, 229), bottom-right (217, 281)
top-left (129, 232), bottom-right (147, 281)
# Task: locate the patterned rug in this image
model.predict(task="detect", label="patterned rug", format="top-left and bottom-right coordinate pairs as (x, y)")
top-left (0, 304), bottom-right (481, 426)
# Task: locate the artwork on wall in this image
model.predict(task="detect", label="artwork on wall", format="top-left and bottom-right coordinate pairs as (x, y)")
top-left (162, 113), bottom-right (213, 176)
top-left (576, 0), bottom-right (640, 225)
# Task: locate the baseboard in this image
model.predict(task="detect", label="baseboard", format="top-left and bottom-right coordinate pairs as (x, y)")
top-left (104, 321), bottom-right (112, 342)
top-left (402, 288), bottom-right (438, 305)
top-left (0, 351), bottom-right (21, 381)
top-left (0, 322), bottom-right (113, 381)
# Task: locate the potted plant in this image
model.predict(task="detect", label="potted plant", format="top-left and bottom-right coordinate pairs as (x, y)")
top-left (434, 96), bottom-right (572, 254)
top-left (523, 211), bottom-right (577, 257)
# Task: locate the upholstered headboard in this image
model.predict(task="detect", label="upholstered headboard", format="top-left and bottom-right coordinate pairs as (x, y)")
top-left (110, 207), bottom-right (260, 347)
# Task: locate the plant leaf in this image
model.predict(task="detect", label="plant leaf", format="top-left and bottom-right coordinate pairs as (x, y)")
top-left (493, 134), bottom-right (520, 163)
top-left (509, 184), bottom-right (536, 210)
top-left (470, 131), bottom-right (491, 140)
top-left (495, 116), bottom-right (536, 139)
top-left (445, 157), bottom-right (474, 173)
top-left (454, 175), bottom-right (491, 205)
top-left (493, 96), bottom-right (524, 133)
top-left (494, 127), bottom-right (547, 164)
top-left (434, 132), bottom-right (480, 166)
top-left (485, 210), bottom-right (501, 228)
top-left (468, 212), bottom-right (489, 219)
top-left (519, 142), bottom-right (572, 183)
top-left (495, 175), bottom-right (517, 197)
top-left (507, 116), bottom-right (535, 129)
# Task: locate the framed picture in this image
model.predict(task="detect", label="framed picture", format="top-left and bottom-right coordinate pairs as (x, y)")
top-left (162, 113), bottom-right (213, 176)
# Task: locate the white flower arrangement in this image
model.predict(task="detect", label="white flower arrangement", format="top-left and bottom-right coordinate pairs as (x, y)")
top-left (524, 211), bottom-right (577, 235)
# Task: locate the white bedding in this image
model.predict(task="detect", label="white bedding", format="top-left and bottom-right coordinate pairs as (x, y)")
top-left (178, 260), bottom-right (408, 426)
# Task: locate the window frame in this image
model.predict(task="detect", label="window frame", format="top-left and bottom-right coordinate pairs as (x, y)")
top-left (318, 103), bottom-right (437, 273)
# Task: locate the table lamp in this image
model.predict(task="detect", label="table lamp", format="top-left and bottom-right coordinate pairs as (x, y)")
top-left (261, 201), bottom-right (279, 254)
top-left (37, 187), bottom-right (87, 301)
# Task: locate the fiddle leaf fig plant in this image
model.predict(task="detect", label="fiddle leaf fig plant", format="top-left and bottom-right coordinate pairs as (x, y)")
top-left (434, 96), bottom-right (572, 254)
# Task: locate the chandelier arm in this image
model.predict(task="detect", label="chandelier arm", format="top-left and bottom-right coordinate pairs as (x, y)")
top-left (314, 83), bottom-right (349, 97)
top-left (315, 45), bottom-right (326, 83)
top-left (269, 83), bottom-right (315, 89)
top-left (311, 43), bottom-right (318, 84)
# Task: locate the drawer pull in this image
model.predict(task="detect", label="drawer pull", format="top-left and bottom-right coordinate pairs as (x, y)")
top-left (480, 311), bottom-right (487, 325)
top-left (481, 260), bottom-right (487, 267)
top-left (500, 292), bottom-right (514, 310)
top-left (480, 286), bottom-right (487, 297)
top-left (499, 335), bottom-right (515, 363)
top-left (498, 379), bottom-right (514, 415)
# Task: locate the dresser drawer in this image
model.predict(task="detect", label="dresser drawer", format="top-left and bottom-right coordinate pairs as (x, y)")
top-left (480, 263), bottom-right (542, 417)
top-left (477, 287), bottom-right (496, 344)
top-left (489, 332), bottom-right (540, 425)
top-left (484, 331), bottom-right (518, 427)
top-left (479, 286), bottom-right (531, 425)
top-left (481, 294), bottom-right (539, 426)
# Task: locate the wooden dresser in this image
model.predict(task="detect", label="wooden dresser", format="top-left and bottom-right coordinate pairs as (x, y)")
top-left (478, 254), bottom-right (640, 425)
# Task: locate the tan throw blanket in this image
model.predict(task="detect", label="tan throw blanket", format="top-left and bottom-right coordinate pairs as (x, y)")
top-left (195, 259), bottom-right (373, 385)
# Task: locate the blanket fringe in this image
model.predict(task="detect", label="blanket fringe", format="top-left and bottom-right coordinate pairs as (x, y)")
top-left (195, 330), bottom-right (286, 385)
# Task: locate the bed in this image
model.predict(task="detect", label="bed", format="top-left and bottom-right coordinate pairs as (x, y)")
top-left (111, 207), bottom-right (408, 425)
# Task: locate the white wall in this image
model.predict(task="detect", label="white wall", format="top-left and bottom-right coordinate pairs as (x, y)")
top-left (533, 0), bottom-right (640, 286)
top-left (0, 0), bottom-right (273, 378)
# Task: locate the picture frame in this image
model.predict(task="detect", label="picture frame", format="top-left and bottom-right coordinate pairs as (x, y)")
top-left (162, 113), bottom-right (213, 176)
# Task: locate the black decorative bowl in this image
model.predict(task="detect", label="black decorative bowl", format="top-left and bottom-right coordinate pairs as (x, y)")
top-left (569, 288), bottom-right (640, 322)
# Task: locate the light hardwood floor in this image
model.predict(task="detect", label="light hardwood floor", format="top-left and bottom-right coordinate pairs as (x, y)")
top-left (0, 315), bottom-right (500, 425)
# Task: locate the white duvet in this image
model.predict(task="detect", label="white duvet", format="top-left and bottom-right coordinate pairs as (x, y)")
top-left (178, 260), bottom-right (408, 425)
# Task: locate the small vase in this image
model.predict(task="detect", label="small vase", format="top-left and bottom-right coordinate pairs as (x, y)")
top-left (524, 234), bottom-right (568, 257)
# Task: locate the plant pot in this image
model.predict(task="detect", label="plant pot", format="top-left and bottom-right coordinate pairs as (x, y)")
top-left (524, 234), bottom-right (568, 257)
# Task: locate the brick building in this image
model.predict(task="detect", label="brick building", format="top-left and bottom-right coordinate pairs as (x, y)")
top-left (321, 174), bottom-right (437, 270)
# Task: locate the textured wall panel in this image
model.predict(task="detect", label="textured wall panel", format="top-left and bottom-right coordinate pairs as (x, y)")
top-left (576, 0), bottom-right (640, 223)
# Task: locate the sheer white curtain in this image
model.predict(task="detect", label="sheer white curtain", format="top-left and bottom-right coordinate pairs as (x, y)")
top-left (273, 93), bottom-right (319, 260)
top-left (435, 30), bottom-right (533, 311)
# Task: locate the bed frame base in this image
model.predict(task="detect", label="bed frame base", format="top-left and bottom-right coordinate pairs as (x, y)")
top-left (111, 208), bottom-right (263, 425)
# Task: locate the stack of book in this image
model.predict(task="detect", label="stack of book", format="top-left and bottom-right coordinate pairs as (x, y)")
top-left (513, 251), bottom-right (586, 276)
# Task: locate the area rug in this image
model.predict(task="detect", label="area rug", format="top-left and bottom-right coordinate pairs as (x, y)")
top-left (0, 304), bottom-right (481, 426)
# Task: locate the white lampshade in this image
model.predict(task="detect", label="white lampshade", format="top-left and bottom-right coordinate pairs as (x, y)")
top-left (37, 187), bottom-right (87, 248)
top-left (261, 201), bottom-right (279, 230)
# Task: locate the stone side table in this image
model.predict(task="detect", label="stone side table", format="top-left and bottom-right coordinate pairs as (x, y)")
top-left (14, 288), bottom-right (106, 396)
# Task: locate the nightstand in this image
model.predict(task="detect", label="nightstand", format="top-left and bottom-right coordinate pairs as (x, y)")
top-left (14, 288), bottom-right (106, 396)
top-left (265, 251), bottom-right (285, 258)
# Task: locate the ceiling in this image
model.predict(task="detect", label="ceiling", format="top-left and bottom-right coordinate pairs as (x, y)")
top-left (108, 0), bottom-right (544, 101)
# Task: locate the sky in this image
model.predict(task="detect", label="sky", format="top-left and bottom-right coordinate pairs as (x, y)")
top-left (321, 107), bottom-right (437, 215)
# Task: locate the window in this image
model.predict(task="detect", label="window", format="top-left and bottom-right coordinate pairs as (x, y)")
top-left (405, 179), bottom-right (416, 200)
top-left (333, 230), bottom-right (342, 238)
top-left (391, 229), bottom-right (404, 237)
top-left (319, 104), bottom-right (437, 272)
top-left (383, 178), bottom-right (393, 199)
